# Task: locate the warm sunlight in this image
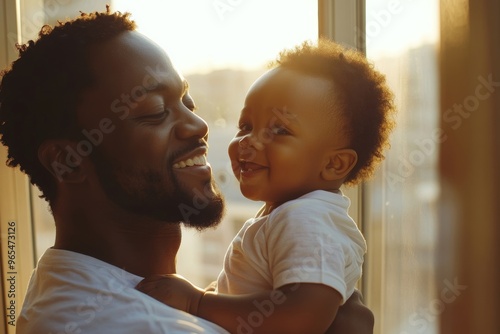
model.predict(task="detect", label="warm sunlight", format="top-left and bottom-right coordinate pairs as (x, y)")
top-left (366, 0), bottom-right (440, 57)
top-left (112, 0), bottom-right (318, 74)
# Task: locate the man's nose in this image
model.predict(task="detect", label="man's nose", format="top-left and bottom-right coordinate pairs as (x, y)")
top-left (176, 108), bottom-right (209, 140)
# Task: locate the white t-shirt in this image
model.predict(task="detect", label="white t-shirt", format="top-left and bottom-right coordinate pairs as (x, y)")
top-left (216, 190), bottom-right (366, 303)
top-left (17, 248), bottom-right (228, 334)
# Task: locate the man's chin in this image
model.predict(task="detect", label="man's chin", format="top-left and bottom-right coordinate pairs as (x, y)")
top-left (92, 156), bottom-right (225, 228)
top-left (180, 192), bottom-right (225, 231)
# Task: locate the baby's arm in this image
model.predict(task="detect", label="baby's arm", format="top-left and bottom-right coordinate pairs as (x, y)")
top-left (137, 274), bottom-right (341, 334)
top-left (326, 289), bottom-right (374, 333)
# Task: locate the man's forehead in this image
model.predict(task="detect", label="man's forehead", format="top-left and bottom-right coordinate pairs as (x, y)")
top-left (77, 33), bottom-right (188, 119)
top-left (86, 32), bottom-right (177, 85)
top-left (144, 78), bottom-right (189, 96)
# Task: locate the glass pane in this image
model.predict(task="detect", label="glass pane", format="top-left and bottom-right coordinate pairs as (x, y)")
top-left (364, 1), bottom-right (440, 334)
top-left (30, 0), bottom-right (318, 288)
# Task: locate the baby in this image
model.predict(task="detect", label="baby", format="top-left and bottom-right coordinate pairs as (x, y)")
top-left (137, 39), bottom-right (395, 334)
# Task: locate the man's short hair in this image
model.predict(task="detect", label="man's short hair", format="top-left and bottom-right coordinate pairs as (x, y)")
top-left (0, 8), bottom-right (136, 203)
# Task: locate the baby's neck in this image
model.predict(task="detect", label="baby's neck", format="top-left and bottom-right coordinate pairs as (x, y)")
top-left (260, 188), bottom-right (342, 216)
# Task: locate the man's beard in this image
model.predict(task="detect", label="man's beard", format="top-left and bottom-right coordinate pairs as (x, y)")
top-left (90, 150), bottom-right (225, 230)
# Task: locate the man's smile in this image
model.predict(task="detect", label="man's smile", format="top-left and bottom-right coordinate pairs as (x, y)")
top-left (173, 154), bottom-right (207, 169)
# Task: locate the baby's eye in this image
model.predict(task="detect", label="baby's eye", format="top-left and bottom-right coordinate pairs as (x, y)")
top-left (238, 123), bottom-right (252, 132)
top-left (271, 126), bottom-right (291, 135)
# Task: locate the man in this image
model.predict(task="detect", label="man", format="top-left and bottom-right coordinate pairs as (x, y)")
top-left (0, 8), bottom-right (373, 333)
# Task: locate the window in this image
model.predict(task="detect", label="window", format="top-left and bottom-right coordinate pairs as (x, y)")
top-left (362, 1), bottom-right (441, 333)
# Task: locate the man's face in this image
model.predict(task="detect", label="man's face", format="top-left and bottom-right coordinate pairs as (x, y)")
top-left (77, 31), bottom-right (224, 229)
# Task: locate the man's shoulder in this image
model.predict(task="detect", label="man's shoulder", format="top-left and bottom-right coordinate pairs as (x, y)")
top-left (18, 249), bottom-right (229, 333)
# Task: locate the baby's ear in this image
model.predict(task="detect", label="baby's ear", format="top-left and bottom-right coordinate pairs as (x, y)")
top-left (321, 149), bottom-right (358, 181)
top-left (38, 140), bottom-right (89, 183)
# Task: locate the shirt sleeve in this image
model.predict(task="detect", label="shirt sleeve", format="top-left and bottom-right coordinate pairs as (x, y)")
top-left (265, 202), bottom-right (352, 303)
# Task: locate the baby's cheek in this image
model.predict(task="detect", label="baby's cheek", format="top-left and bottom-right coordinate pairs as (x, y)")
top-left (227, 139), bottom-right (238, 160)
top-left (227, 140), bottom-right (240, 176)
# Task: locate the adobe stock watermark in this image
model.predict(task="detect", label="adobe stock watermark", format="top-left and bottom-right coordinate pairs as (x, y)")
top-left (212, 0), bottom-right (245, 21)
top-left (51, 64), bottom-right (166, 181)
top-left (178, 184), bottom-right (220, 223)
top-left (400, 277), bottom-right (467, 334)
top-left (236, 290), bottom-right (287, 334)
top-left (7, 0), bottom-right (72, 46)
top-left (237, 106), bottom-right (296, 161)
top-left (355, 0), bottom-right (414, 47)
top-left (52, 266), bottom-right (130, 334)
top-left (236, 234), bottom-right (344, 334)
top-left (386, 73), bottom-right (500, 190)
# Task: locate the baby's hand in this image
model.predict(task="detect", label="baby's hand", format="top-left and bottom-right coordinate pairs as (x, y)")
top-left (136, 274), bottom-right (204, 315)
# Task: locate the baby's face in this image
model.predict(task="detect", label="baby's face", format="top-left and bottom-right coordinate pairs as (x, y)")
top-left (228, 67), bottom-right (347, 207)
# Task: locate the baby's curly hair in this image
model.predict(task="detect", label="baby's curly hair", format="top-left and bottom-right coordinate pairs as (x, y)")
top-left (0, 7), bottom-right (136, 204)
top-left (272, 39), bottom-right (396, 186)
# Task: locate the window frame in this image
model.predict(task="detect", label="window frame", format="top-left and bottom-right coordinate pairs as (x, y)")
top-left (318, 0), bottom-right (366, 234)
top-left (0, 1), bottom-right (39, 333)
top-left (318, 0), bottom-right (367, 288)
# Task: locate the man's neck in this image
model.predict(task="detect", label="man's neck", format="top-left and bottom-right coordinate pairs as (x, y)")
top-left (52, 203), bottom-right (182, 277)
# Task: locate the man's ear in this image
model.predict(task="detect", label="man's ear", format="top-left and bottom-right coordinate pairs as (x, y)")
top-left (38, 140), bottom-right (89, 183)
top-left (321, 149), bottom-right (358, 181)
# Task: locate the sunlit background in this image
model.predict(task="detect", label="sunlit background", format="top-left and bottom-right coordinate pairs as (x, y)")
top-left (114, 0), bottom-right (318, 74)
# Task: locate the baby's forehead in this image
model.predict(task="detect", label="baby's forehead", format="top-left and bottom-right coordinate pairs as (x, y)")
top-left (247, 68), bottom-right (338, 104)
top-left (251, 67), bottom-right (328, 88)
top-left (240, 98), bottom-right (344, 132)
